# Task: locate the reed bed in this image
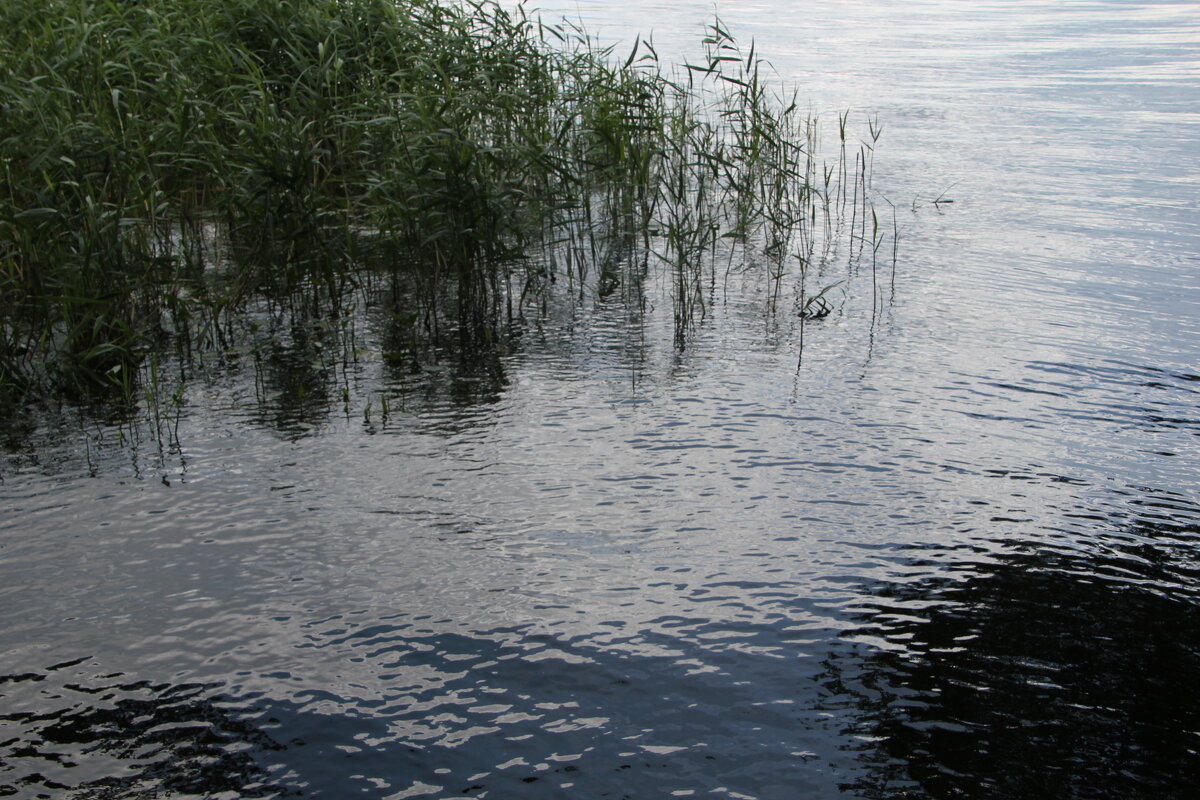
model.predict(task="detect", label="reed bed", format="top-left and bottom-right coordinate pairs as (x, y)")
top-left (0, 0), bottom-right (874, 404)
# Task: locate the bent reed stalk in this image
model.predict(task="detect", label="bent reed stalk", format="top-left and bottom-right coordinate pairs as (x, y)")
top-left (0, 0), bottom-right (874, 403)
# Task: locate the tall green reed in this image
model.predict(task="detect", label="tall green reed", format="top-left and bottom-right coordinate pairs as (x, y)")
top-left (1, 0), bottom-right (879, 405)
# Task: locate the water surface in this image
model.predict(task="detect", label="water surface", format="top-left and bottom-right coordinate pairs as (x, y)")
top-left (3, 1), bottom-right (1199, 797)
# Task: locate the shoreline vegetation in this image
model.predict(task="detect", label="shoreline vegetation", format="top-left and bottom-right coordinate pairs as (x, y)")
top-left (0, 0), bottom-right (879, 409)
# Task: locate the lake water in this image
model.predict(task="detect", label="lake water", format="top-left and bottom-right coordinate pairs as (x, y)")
top-left (2, 1), bottom-right (1198, 797)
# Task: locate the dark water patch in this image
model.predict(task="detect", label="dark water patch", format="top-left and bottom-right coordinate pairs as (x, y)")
top-left (0, 662), bottom-right (291, 799)
top-left (829, 486), bottom-right (1200, 799)
top-left (1, 618), bottom-right (870, 799)
top-left (271, 622), bottom-right (860, 798)
top-left (246, 330), bottom-right (336, 440)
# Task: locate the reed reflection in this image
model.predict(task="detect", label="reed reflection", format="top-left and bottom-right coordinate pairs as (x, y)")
top-left (829, 489), bottom-right (1200, 799)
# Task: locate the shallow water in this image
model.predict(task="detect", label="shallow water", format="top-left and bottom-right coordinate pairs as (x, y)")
top-left (3, 1), bottom-right (1199, 798)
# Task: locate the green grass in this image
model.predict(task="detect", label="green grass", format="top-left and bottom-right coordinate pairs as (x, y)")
top-left (0, 0), bottom-right (873, 403)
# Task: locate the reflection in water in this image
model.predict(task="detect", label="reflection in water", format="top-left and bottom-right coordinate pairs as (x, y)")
top-left (2, 621), bottom-right (862, 799)
top-left (265, 621), bottom-right (854, 798)
top-left (831, 489), bottom-right (1200, 799)
top-left (0, 662), bottom-right (290, 799)
top-left (248, 324), bottom-right (336, 438)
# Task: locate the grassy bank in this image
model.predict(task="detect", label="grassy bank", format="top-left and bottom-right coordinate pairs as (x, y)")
top-left (0, 0), bottom-right (873, 403)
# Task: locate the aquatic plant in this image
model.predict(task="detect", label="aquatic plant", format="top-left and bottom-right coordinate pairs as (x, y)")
top-left (0, 0), bottom-right (875, 403)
